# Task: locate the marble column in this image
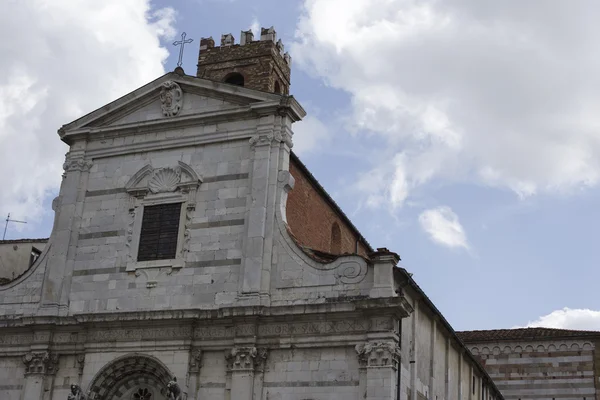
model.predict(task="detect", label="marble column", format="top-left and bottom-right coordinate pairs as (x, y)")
top-left (357, 341), bottom-right (401, 400)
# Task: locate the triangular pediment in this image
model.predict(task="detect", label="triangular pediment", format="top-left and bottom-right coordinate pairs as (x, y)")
top-left (59, 71), bottom-right (291, 143)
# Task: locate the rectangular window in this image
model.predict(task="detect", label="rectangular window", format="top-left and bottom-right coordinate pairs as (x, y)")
top-left (137, 203), bottom-right (182, 261)
top-left (472, 376), bottom-right (475, 395)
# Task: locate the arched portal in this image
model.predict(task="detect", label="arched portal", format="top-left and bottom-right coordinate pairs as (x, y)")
top-left (87, 354), bottom-right (173, 400)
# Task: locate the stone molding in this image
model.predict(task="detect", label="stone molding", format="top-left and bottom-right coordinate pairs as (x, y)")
top-left (160, 80), bottom-right (183, 117)
top-left (22, 351), bottom-right (59, 375)
top-left (356, 341), bottom-right (400, 369)
top-left (226, 346), bottom-right (267, 372)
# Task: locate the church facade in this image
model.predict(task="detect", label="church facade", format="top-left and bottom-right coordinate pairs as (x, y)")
top-left (0, 27), bottom-right (501, 400)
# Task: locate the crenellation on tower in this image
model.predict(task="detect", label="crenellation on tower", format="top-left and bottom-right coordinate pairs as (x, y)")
top-left (196, 26), bottom-right (291, 94)
top-left (240, 30), bottom-right (254, 45)
top-left (199, 36), bottom-right (215, 51)
top-left (220, 33), bottom-right (234, 46)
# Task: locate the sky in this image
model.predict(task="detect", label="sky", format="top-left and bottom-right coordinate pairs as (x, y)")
top-left (1, 0), bottom-right (600, 332)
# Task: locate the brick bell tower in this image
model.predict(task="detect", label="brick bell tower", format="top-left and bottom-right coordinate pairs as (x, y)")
top-left (196, 26), bottom-right (291, 95)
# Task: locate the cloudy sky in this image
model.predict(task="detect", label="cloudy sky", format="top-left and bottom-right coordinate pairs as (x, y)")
top-left (2, 0), bottom-right (600, 332)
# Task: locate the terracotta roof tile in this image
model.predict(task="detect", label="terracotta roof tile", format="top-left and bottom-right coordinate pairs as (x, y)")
top-left (457, 327), bottom-right (600, 342)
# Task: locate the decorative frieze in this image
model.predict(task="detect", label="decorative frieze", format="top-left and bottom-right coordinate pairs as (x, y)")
top-left (22, 351), bottom-right (59, 375)
top-left (356, 341), bottom-right (400, 369)
top-left (226, 346), bottom-right (267, 372)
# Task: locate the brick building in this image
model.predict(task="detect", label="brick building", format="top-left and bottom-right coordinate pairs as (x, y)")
top-left (457, 328), bottom-right (600, 400)
top-left (0, 27), bottom-right (501, 400)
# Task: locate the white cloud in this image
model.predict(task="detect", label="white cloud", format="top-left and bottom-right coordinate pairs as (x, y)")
top-left (250, 17), bottom-right (261, 38)
top-left (0, 1), bottom-right (175, 230)
top-left (291, 115), bottom-right (331, 155)
top-left (292, 0), bottom-right (600, 207)
top-left (518, 308), bottom-right (600, 331)
top-left (418, 206), bottom-right (469, 249)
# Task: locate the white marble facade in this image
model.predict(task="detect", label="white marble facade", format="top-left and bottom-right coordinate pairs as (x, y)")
top-left (0, 71), bottom-right (498, 400)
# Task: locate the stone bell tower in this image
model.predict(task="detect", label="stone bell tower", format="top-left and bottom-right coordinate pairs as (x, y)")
top-left (196, 26), bottom-right (291, 94)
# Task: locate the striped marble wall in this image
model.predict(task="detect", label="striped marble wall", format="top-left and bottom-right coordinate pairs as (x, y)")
top-left (465, 340), bottom-right (599, 400)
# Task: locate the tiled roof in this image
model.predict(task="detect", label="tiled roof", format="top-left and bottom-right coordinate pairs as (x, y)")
top-left (457, 327), bottom-right (600, 342)
top-left (0, 238), bottom-right (48, 245)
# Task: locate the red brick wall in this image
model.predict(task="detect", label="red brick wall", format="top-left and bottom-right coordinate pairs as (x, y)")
top-left (286, 158), bottom-right (369, 257)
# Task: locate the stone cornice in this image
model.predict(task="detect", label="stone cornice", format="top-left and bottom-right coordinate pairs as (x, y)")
top-left (0, 297), bottom-right (411, 327)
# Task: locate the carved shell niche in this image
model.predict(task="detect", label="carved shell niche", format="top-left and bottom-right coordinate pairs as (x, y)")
top-left (148, 167), bottom-right (181, 193)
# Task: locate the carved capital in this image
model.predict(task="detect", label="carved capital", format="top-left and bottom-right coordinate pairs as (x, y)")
top-left (226, 346), bottom-right (267, 372)
top-left (249, 133), bottom-right (274, 147)
top-left (160, 80), bottom-right (183, 117)
top-left (188, 348), bottom-right (202, 374)
top-left (63, 158), bottom-right (93, 173)
top-left (22, 351), bottom-right (59, 375)
top-left (356, 341), bottom-right (400, 369)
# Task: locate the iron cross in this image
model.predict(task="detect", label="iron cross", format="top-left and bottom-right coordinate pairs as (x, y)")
top-left (173, 32), bottom-right (193, 67)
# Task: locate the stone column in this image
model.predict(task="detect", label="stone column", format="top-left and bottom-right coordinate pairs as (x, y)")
top-left (21, 351), bottom-right (59, 400)
top-left (357, 341), bottom-right (401, 400)
top-left (370, 248), bottom-right (400, 298)
top-left (226, 346), bottom-right (267, 400)
top-left (187, 348), bottom-right (202, 400)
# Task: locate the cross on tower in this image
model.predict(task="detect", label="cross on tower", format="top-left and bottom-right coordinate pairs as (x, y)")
top-left (173, 32), bottom-right (193, 68)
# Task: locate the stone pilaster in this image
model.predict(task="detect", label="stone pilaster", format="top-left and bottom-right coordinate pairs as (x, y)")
top-left (21, 351), bottom-right (59, 400)
top-left (187, 348), bottom-right (202, 400)
top-left (226, 346), bottom-right (267, 400)
top-left (370, 248), bottom-right (400, 298)
top-left (41, 147), bottom-right (92, 315)
top-left (357, 341), bottom-right (401, 400)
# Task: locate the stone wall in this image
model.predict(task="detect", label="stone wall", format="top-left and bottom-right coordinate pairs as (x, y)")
top-left (398, 284), bottom-right (501, 400)
top-left (465, 340), bottom-right (599, 400)
top-left (286, 155), bottom-right (370, 257)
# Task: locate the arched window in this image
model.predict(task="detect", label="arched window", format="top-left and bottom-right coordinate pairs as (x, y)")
top-left (223, 72), bottom-right (244, 87)
top-left (330, 222), bottom-right (341, 254)
top-left (274, 81), bottom-right (281, 94)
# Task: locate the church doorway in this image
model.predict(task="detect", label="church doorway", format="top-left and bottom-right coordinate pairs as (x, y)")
top-left (86, 354), bottom-right (174, 399)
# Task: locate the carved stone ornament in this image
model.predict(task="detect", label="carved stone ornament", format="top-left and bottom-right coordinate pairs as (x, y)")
top-left (63, 158), bottom-right (93, 173)
top-left (355, 341), bottom-right (400, 368)
top-left (148, 166), bottom-right (182, 193)
top-left (189, 348), bottom-right (202, 373)
top-left (226, 346), bottom-right (267, 372)
top-left (22, 351), bottom-right (59, 375)
top-left (166, 377), bottom-right (183, 400)
top-left (67, 384), bottom-right (88, 400)
top-left (249, 133), bottom-right (274, 147)
top-left (160, 80), bottom-right (183, 117)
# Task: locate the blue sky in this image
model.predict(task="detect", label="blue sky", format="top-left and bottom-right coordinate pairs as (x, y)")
top-left (2, 0), bottom-right (600, 332)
